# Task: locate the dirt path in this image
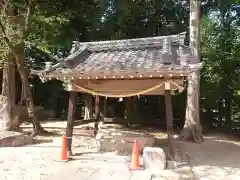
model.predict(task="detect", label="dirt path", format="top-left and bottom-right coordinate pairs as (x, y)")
top-left (180, 136), bottom-right (240, 180)
top-left (152, 131), bottom-right (240, 180)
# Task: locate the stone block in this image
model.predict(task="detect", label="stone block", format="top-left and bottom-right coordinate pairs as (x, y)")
top-left (0, 131), bottom-right (33, 147)
top-left (142, 147), bottom-right (166, 172)
top-left (96, 128), bottom-right (155, 155)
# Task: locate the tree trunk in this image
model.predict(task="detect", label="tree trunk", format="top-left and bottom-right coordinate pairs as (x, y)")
top-left (218, 98), bottom-right (223, 127)
top-left (178, 0), bottom-right (204, 143)
top-left (1, 61), bottom-right (12, 131)
top-left (20, 81), bottom-right (25, 104)
top-left (2, 62), bottom-right (11, 103)
top-left (224, 93), bottom-right (232, 132)
top-left (9, 59), bottom-right (16, 109)
top-left (1, 54), bottom-right (18, 131)
top-left (14, 45), bottom-right (45, 135)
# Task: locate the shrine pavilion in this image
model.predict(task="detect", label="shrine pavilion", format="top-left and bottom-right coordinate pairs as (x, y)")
top-left (32, 32), bottom-right (203, 156)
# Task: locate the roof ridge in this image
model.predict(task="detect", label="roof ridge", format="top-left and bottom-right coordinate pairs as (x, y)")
top-left (72, 32), bottom-right (186, 47)
top-left (71, 32), bottom-right (186, 52)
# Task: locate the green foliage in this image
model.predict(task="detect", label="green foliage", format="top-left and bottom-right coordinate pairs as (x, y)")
top-left (237, 91), bottom-right (240, 96)
top-left (91, 0), bottom-right (189, 40)
top-left (200, 0), bottom-right (240, 129)
top-left (7, 0), bottom-right (237, 130)
top-left (26, 0), bottom-right (101, 68)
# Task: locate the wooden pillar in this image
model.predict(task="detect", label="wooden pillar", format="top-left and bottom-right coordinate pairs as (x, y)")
top-left (95, 95), bottom-right (100, 120)
top-left (66, 91), bottom-right (77, 156)
top-left (89, 95), bottom-right (94, 119)
top-left (93, 95), bottom-right (100, 136)
top-left (164, 81), bottom-right (174, 159)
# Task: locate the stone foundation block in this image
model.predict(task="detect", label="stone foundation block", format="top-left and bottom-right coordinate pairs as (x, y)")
top-left (0, 131), bottom-right (33, 147)
top-left (143, 147), bottom-right (166, 172)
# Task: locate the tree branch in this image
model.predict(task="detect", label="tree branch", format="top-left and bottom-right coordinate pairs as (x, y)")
top-left (0, 0), bottom-right (9, 16)
top-left (21, 0), bottom-right (34, 41)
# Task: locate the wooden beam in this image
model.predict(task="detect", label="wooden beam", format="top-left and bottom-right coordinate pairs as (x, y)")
top-left (41, 69), bottom-right (193, 80)
top-left (164, 83), bottom-right (174, 159)
top-left (66, 91), bottom-right (77, 156)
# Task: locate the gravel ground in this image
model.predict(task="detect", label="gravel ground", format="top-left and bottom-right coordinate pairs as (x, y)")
top-left (0, 136), bottom-right (64, 180)
top-left (0, 122), bottom-right (98, 180)
top-left (0, 136), bottom-right (99, 180)
top-left (0, 121), bottom-right (239, 180)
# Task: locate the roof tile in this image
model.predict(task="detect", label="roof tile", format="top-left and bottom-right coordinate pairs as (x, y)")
top-left (40, 32), bottom-right (202, 77)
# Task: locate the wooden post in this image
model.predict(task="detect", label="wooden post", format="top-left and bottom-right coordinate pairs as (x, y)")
top-left (164, 81), bottom-right (174, 159)
top-left (93, 95), bottom-right (100, 136)
top-left (95, 95), bottom-right (100, 120)
top-left (66, 91), bottom-right (77, 156)
top-left (89, 95), bottom-right (94, 119)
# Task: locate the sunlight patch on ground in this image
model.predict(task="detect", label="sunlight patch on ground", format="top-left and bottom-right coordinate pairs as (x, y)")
top-left (8, 121), bottom-right (240, 180)
top-left (193, 165), bottom-right (240, 180)
top-left (214, 139), bottom-right (240, 146)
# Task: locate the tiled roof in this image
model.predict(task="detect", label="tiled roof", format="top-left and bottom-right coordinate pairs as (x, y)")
top-left (32, 32), bottom-right (203, 78)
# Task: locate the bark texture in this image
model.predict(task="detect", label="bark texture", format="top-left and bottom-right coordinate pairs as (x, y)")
top-left (14, 46), bottom-right (45, 135)
top-left (179, 0), bottom-right (204, 143)
top-left (1, 56), bottom-right (16, 131)
top-left (224, 93), bottom-right (232, 132)
top-left (0, 0), bottom-right (45, 135)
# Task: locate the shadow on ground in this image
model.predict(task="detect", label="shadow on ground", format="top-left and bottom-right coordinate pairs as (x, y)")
top-left (21, 121), bottom-right (240, 180)
top-left (33, 138), bottom-right (54, 145)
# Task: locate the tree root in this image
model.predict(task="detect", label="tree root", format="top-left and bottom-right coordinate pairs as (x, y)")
top-left (32, 129), bottom-right (49, 137)
top-left (178, 125), bottom-right (204, 143)
top-left (8, 120), bottom-right (49, 137)
top-left (32, 125), bottom-right (49, 136)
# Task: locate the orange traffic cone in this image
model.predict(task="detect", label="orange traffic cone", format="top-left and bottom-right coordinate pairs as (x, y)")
top-left (61, 135), bottom-right (68, 161)
top-left (129, 140), bottom-right (142, 170)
